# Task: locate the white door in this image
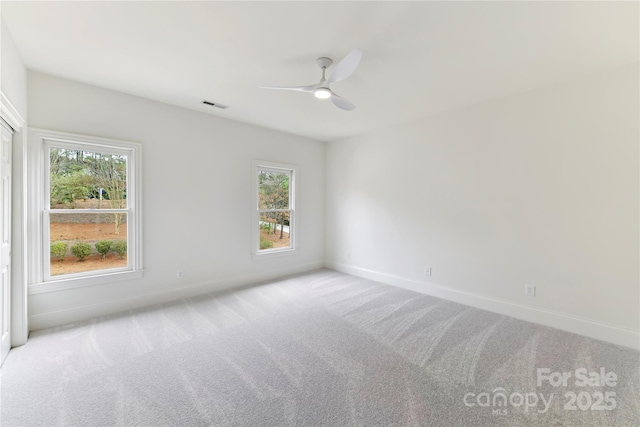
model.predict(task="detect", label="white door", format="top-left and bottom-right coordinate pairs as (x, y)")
top-left (0, 120), bottom-right (12, 365)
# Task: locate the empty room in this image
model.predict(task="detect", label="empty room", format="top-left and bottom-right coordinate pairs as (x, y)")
top-left (0, 1), bottom-right (638, 426)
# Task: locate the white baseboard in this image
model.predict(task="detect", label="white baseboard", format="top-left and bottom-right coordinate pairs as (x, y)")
top-left (326, 261), bottom-right (640, 351)
top-left (29, 261), bottom-right (325, 330)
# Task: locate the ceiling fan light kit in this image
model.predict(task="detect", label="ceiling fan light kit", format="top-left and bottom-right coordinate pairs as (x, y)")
top-left (313, 87), bottom-right (332, 99)
top-left (260, 48), bottom-right (362, 111)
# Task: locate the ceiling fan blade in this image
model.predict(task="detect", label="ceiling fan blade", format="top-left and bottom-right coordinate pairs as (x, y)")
top-left (258, 84), bottom-right (315, 93)
top-left (331, 94), bottom-right (356, 111)
top-left (327, 48), bottom-right (362, 84)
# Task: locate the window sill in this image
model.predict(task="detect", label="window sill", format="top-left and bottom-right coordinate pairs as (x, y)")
top-left (29, 269), bottom-right (144, 295)
top-left (252, 247), bottom-right (297, 261)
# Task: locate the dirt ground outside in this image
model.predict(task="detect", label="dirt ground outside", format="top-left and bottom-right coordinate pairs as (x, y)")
top-left (50, 222), bottom-right (127, 276)
top-left (50, 222), bottom-right (127, 242)
top-left (50, 254), bottom-right (127, 276)
top-left (260, 229), bottom-right (290, 249)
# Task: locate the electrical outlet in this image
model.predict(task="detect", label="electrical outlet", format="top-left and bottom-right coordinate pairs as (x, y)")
top-left (424, 266), bottom-right (432, 276)
top-left (177, 270), bottom-right (184, 279)
top-left (525, 285), bottom-right (535, 297)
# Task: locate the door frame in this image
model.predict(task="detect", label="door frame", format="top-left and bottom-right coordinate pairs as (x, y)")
top-left (1, 91), bottom-right (27, 348)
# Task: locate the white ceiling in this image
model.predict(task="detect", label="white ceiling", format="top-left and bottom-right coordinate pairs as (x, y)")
top-left (2, 1), bottom-right (638, 142)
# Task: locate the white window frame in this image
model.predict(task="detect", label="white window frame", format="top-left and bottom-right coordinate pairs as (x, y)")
top-left (28, 129), bottom-right (143, 294)
top-left (251, 160), bottom-right (297, 258)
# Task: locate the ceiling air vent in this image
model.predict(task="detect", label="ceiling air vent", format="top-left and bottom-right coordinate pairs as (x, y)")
top-left (201, 100), bottom-right (229, 109)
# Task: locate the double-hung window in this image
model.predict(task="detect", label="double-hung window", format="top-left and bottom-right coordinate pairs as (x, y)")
top-left (29, 129), bottom-right (142, 292)
top-left (252, 160), bottom-right (296, 256)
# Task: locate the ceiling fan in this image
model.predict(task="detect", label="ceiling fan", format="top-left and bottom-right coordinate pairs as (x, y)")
top-left (260, 48), bottom-right (362, 111)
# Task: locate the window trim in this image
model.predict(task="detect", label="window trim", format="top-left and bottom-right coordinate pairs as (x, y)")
top-left (28, 128), bottom-right (143, 294)
top-left (251, 160), bottom-right (297, 259)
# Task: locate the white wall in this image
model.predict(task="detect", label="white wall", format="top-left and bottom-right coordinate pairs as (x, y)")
top-left (326, 64), bottom-right (639, 348)
top-left (1, 18), bottom-right (29, 346)
top-left (27, 71), bottom-right (325, 329)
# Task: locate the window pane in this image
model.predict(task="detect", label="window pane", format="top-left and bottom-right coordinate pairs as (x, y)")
top-left (50, 148), bottom-right (127, 209)
top-left (259, 210), bottom-right (291, 251)
top-left (258, 170), bottom-right (290, 209)
top-left (49, 212), bottom-right (128, 276)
